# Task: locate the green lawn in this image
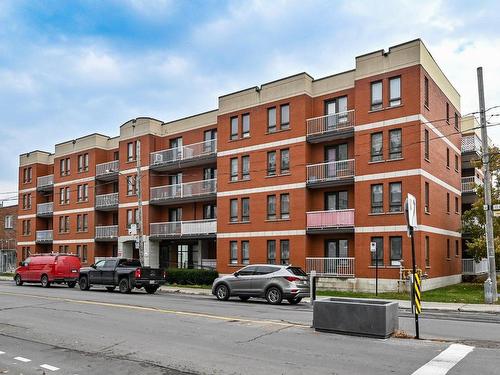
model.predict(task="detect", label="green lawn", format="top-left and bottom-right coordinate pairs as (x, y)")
top-left (317, 281), bottom-right (500, 305)
top-left (0, 273), bottom-right (14, 278)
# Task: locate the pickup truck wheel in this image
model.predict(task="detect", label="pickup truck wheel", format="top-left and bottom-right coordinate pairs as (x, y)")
top-left (79, 276), bottom-right (90, 291)
top-left (106, 286), bottom-right (116, 292)
top-left (67, 281), bottom-right (77, 288)
top-left (119, 278), bottom-right (131, 294)
top-left (41, 275), bottom-right (50, 288)
top-left (215, 284), bottom-right (230, 301)
top-left (15, 274), bottom-right (23, 286)
top-left (145, 285), bottom-right (159, 294)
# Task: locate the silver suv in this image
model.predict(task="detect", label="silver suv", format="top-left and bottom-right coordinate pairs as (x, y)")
top-left (212, 264), bottom-right (310, 305)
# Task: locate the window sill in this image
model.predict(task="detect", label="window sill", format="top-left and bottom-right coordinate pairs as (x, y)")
top-left (368, 265), bottom-right (388, 269)
top-left (265, 218), bottom-right (291, 222)
top-left (368, 212), bottom-right (385, 216)
top-left (228, 221), bottom-right (251, 225)
top-left (424, 211), bottom-right (431, 215)
top-left (368, 160), bottom-right (385, 164)
top-left (386, 157), bottom-right (404, 162)
top-left (265, 127), bottom-right (291, 135)
top-left (265, 173), bottom-right (290, 179)
top-left (386, 211), bottom-right (404, 215)
top-left (424, 104), bottom-right (430, 111)
top-left (424, 158), bottom-right (430, 163)
top-left (368, 104), bottom-right (404, 114)
top-left (446, 166), bottom-right (450, 170)
top-left (228, 137), bottom-right (250, 143)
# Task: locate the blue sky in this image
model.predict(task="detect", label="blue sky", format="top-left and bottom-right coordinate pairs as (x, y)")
top-left (1, 0), bottom-right (500, 204)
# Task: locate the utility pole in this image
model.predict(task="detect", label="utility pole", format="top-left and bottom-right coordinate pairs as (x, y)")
top-left (477, 67), bottom-right (498, 303)
top-left (136, 140), bottom-right (145, 266)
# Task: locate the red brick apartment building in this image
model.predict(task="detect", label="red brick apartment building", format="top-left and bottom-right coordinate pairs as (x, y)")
top-left (1, 204), bottom-right (17, 272)
top-left (16, 39), bottom-right (463, 291)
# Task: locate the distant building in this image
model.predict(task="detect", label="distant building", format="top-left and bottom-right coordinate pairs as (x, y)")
top-left (0, 203), bottom-right (17, 272)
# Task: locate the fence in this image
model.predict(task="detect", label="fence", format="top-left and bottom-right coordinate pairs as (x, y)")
top-left (306, 257), bottom-right (355, 277)
top-left (462, 258), bottom-right (489, 275)
top-left (307, 159), bottom-right (355, 183)
top-left (306, 110), bottom-right (355, 137)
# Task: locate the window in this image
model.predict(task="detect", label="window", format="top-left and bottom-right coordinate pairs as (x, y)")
top-left (241, 156), bottom-right (250, 180)
top-left (280, 193), bottom-right (290, 219)
top-left (60, 158), bottom-right (70, 176)
top-left (267, 240), bottom-right (276, 264)
top-left (59, 216), bottom-right (69, 233)
top-left (77, 214), bottom-right (88, 232)
top-left (127, 176), bottom-right (136, 196)
top-left (77, 184), bottom-right (89, 202)
top-left (230, 158), bottom-right (238, 181)
top-left (371, 132), bottom-right (383, 161)
top-left (371, 184), bottom-right (383, 213)
top-left (280, 104), bottom-right (290, 129)
top-left (65, 187), bottom-right (70, 204)
top-left (389, 129), bottom-right (402, 159)
top-left (230, 116), bottom-right (239, 140)
top-left (23, 167), bottom-right (32, 183)
top-left (127, 209), bottom-right (133, 228)
top-left (267, 151), bottom-right (276, 176)
top-left (241, 198), bottom-right (250, 222)
top-left (371, 81), bottom-right (383, 110)
top-left (204, 129), bottom-right (217, 152)
top-left (389, 182), bottom-right (402, 212)
top-left (77, 215), bottom-right (81, 232)
top-left (280, 240), bottom-right (290, 265)
top-left (446, 193), bottom-right (450, 213)
top-left (424, 129), bottom-right (430, 160)
top-left (454, 113), bottom-right (459, 130)
top-left (4, 215), bottom-right (13, 229)
top-left (390, 237), bottom-right (402, 266)
top-left (127, 142), bottom-right (136, 162)
top-left (425, 236), bottom-right (430, 267)
top-left (203, 204), bottom-right (216, 220)
top-left (22, 220), bottom-right (31, 235)
top-left (371, 237), bottom-right (383, 266)
top-left (447, 239), bottom-right (450, 259)
top-left (455, 196), bottom-right (459, 214)
top-left (389, 77), bottom-right (401, 107)
top-left (424, 76), bottom-right (429, 108)
top-left (230, 241), bottom-right (238, 264)
top-left (82, 245), bottom-right (88, 263)
top-left (446, 102), bottom-right (450, 124)
top-left (230, 199), bottom-right (238, 222)
top-left (454, 154), bottom-right (459, 172)
top-left (242, 114), bottom-right (250, 138)
top-left (59, 188), bottom-right (65, 204)
top-left (425, 182), bottom-right (430, 213)
top-left (78, 153), bottom-right (89, 172)
top-left (22, 194), bottom-right (31, 209)
top-left (280, 149), bottom-right (290, 174)
top-left (267, 195), bottom-right (276, 220)
top-left (241, 241), bottom-right (250, 265)
top-left (267, 107), bottom-right (276, 133)
top-left (455, 240), bottom-right (459, 256)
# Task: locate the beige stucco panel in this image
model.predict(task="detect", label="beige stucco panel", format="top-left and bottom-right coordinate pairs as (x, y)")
top-left (162, 110), bottom-right (218, 136)
top-left (312, 70), bottom-right (355, 97)
top-left (20, 151), bottom-right (54, 167)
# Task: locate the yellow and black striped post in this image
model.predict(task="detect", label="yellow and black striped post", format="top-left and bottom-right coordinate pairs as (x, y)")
top-left (414, 273), bottom-right (422, 315)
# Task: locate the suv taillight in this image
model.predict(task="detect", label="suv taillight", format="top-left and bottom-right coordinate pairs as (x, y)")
top-left (284, 276), bottom-right (300, 282)
top-left (135, 268), bottom-right (141, 279)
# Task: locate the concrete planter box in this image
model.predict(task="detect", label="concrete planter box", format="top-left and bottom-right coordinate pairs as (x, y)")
top-left (313, 298), bottom-right (398, 338)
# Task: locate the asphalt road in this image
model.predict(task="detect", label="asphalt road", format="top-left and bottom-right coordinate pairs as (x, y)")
top-left (0, 280), bottom-right (499, 375)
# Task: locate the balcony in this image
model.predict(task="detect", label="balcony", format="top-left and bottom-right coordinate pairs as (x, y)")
top-left (150, 179), bottom-right (217, 205)
top-left (150, 219), bottom-right (216, 239)
top-left (461, 134), bottom-right (482, 154)
top-left (306, 159), bottom-right (355, 188)
top-left (306, 209), bottom-right (355, 234)
top-left (150, 139), bottom-right (217, 171)
top-left (306, 110), bottom-right (355, 143)
top-left (306, 257), bottom-right (355, 277)
top-left (95, 225), bottom-right (118, 241)
top-left (36, 202), bottom-right (54, 217)
top-left (36, 230), bottom-right (53, 244)
top-left (462, 176), bottom-right (483, 194)
top-left (96, 160), bottom-right (119, 181)
top-left (37, 175), bottom-right (54, 192)
top-left (462, 258), bottom-right (488, 275)
top-left (95, 192), bottom-right (119, 211)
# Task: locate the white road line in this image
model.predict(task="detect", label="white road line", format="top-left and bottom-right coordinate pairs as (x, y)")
top-left (40, 364), bottom-right (60, 371)
top-left (14, 356), bottom-right (31, 362)
top-left (411, 343), bottom-right (474, 375)
top-left (0, 351), bottom-right (5, 354)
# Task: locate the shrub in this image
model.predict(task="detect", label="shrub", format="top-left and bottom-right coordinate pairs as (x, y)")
top-left (166, 268), bottom-right (219, 285)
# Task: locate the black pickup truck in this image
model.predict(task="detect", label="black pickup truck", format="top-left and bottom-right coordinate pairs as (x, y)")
top-left (78, 258), bottom-right (166, 294)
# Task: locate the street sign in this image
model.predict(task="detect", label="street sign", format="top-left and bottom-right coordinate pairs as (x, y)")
top-left (370, 242), bottom-right (377, 253)
top-left (404, 194), bottom-right (418, 229)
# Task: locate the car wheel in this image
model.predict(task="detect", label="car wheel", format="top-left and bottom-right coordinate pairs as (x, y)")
top-left (287, 297), bottom-right (302, 305)
top-left (15, 274), bottom-right (23, 286)
top-left (239, 296), bottom-right (250, 302)
top-left (265, 287), bottom-right (283, 305)
top-left (119, 278), bottom-right (131, 294)
top-left (106, 286), bottom-right (116, 292)
top-left (67, 281), bottom-right (77, 288)
top-left (41, 275), bottom-right (50, 288)
top-left (79, 276), bottom-right (90, 291)
top-left (215, 284), bottom-right (230, 301)
top-left (145, 285), bottom-right (159, 294)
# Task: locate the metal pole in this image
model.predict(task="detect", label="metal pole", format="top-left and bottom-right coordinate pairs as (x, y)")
top-left (410, 227), bottom-right (419, 339)
top-left (376, 252), bottom-right (378, 296)
top-left (136, 140), bottom-right (145, 266)
top-left (477, 67), bottom-right (498, 303)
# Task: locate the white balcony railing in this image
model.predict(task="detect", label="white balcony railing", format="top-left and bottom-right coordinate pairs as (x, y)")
top-left (461, 176), bottom-right (483, 193)
top-left (37, 202), bottom-right (54, 216)
top-left (95, 192), bottom-right (119, 209)
top-left (36, 230), bottom-right (53, 242)
top-left (37, 174), bottom-right (54, 188)
top-left (306, 110), bottom-right (355, 137)
top-left (95, 225), bottom-right (118, 240)
top-left (462, 258), bottom-right (489, 275)
top-left (150, 179), bottom-right (216, 202)
top-left (307, 159), bottom-right (355, 184)
top-left (150, 219), bottom-right (216, 237)
top-left (307, 209), bottom-right (354, 229)
top-left (461, 134), bottom-right (482, 154)
top-left (306, 257), bottom-right (355, 277)
top-left (96, 160), bottom-right (119, 176)
top-left (150, 139), bottom-right (217, 166)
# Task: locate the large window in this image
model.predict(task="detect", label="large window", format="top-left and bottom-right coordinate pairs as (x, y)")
top-left (455, 240), bottom-right (459, 256)
top-left (371, 132), bottom-right (383, 161)
top-left (424, 76), bottom-right (429, 108)
top-left (127, 142), bottom-right (135, 162)
top-left (390, 236), bottom-right (402, 266)
top-left (389, 182), bottom-right (402, 212)
top-left (242, 114), bottom-right (250, 138)
top-left (230, 158), bottom-right (238, 181)
top-left (371, 81), bottom-right (383, 110)
top-left (230, 199), bottom-right (238, 222)
top-left (425, 236), bottom-right (430, 267)
top-left (424, 129), bottom-right (430, 160)
top-left (371, 184), bottom-right (383, 213)
top-left (82, 245), bottom-right (88, 263)
top-left (230, 116), bottom-right (238, 140)
top-left (77, 184), bottom-right (89, 202)
top-left (425, 182), bottom-right (430, 213)
top-left (447, 239), bottom-right (450, 259)
top-left (241, 155), bottom-right (250, 180)
top-left (230, 241), bottom-right (238, 264)
top-left (389, 77), bottom-right (401, 107)
top-left (446, 102), bottom-right (450, 123)
top-left (454, 112), bottom-right (459, 130)
top-left (4, 215), bottom-right (13, 229)
top-left (446, 148), bottom-right (450, 168)
top-left (241, 198), bottom-right (250, 222)
top-left (267, 195), bottom-right (276, 220)
top-left (267, 240), bottom-right (276, 264)
top-left (389, 129), bottom-right (402, 159)
top-left (267, 151), bottom-right (276, 176)
top-left (280, 149), bottom-right (290, 174)
top-left (455, 196), bottom-right (459, 214)
top-left (280, 240), bottom-right (290, 265)
top-left (127, 176), bottom-right (136, 196)
top-left (280, 193), bottom-right (290, 219)
top-left (371, 237), bottom-right (384, 266)
top-left (280, 104), bottom-right (290, 129)
top-left (446, 193), bottom-right (450, 213)
top-left (241, 241), bottom-right (250, 265)
top-left (267, 107), bottom-right (276, 133)
top-left (78, 153), bottom-right (89, 172)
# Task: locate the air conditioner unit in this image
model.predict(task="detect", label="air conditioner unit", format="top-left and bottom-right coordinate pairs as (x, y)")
top-left (154, 153), bottom-right (164, 164)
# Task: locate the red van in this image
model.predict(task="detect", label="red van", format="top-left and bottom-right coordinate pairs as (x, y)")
top-left (14, 254), bottom-right (81, 288)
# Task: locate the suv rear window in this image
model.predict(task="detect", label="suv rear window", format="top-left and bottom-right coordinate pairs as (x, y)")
top-left (287, 267), bottom-right (307, 276)
top-left (118, 259), bottom-right (142, 267)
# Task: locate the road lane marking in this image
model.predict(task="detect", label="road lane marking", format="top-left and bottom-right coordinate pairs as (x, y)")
top-left (40, 364), bottom-right (60, 371)
top-left (411, 343), bottom-right (474, 375)
top-left (0, 351), bottom-right (4, 354)
top-left (0, 291), bottom-right (309, 328)
top-left (14, 356), bottom-right (31, 362)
